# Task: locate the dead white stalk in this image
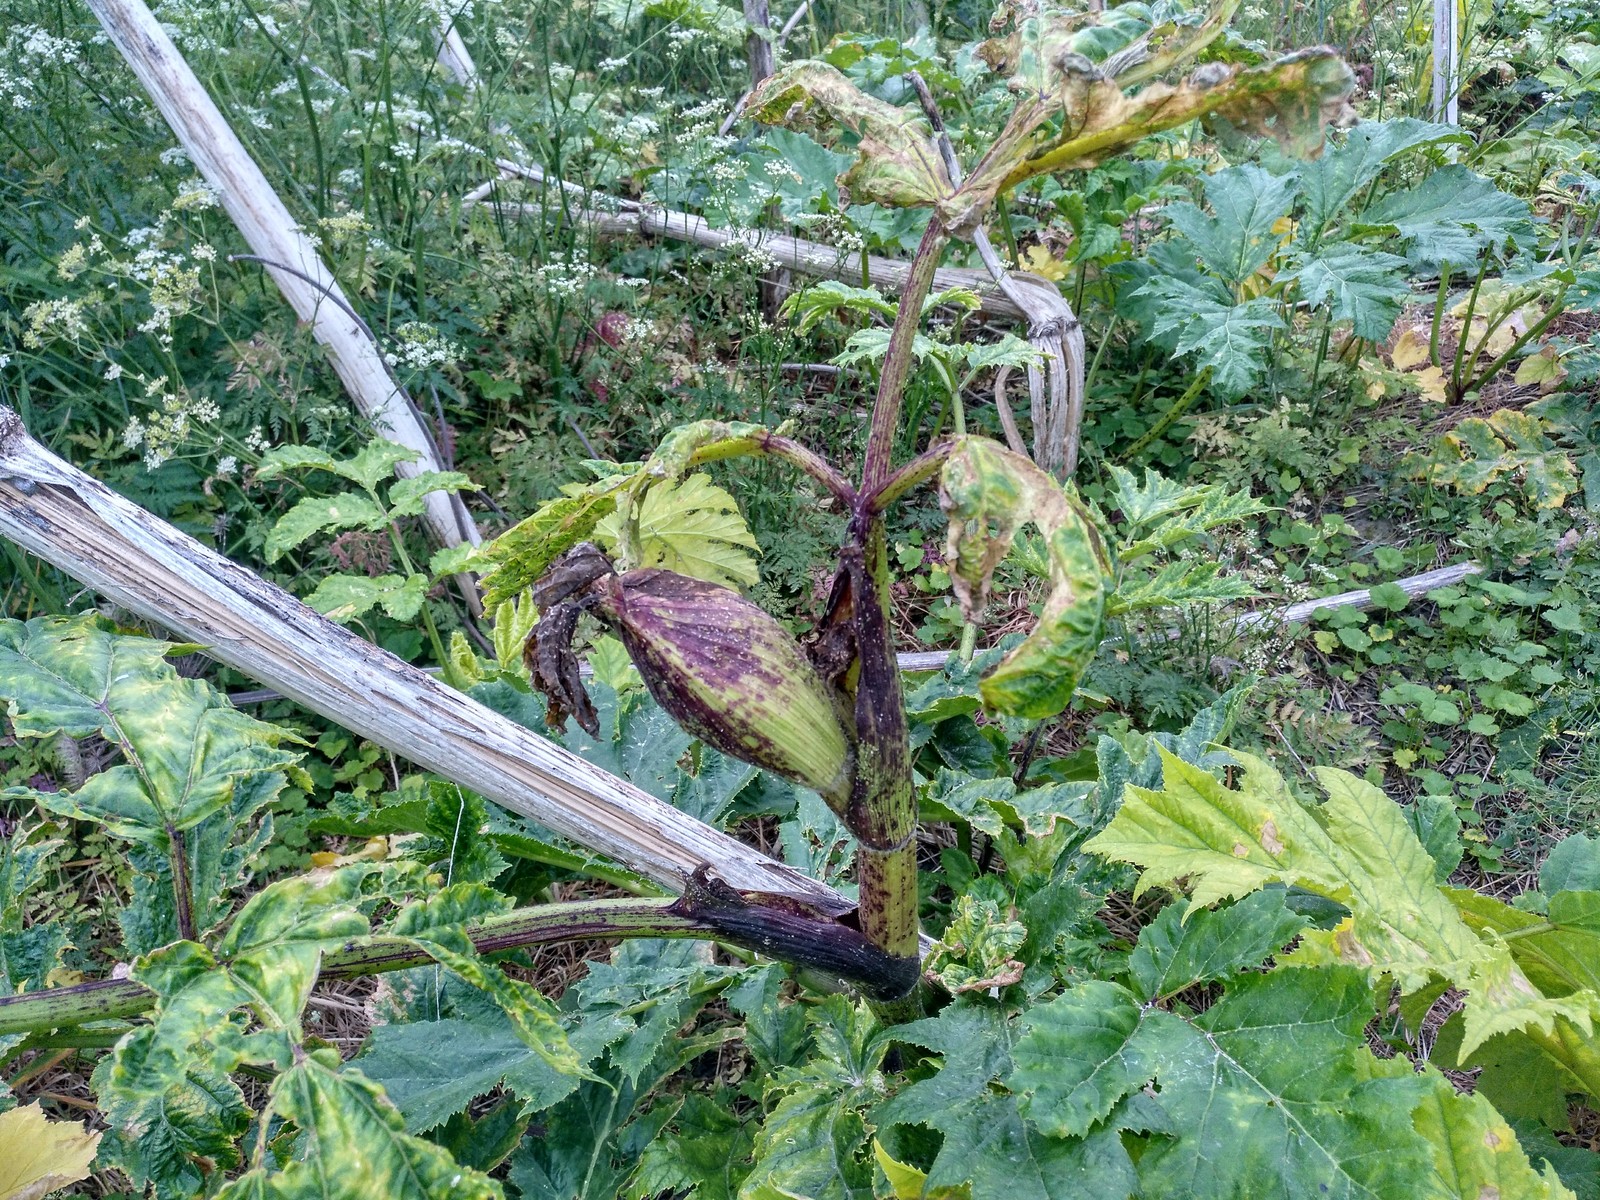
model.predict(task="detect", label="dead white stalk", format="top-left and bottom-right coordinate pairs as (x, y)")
top-left (85, 0), bottom-right (479, 559)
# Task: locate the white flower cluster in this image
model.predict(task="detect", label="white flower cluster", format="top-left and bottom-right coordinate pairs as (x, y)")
top-left (2, 24), bottom-right (82, 110)
top-left (122, 383), bottom-right (222, 471)
top-left (534, 256), bottom-right (598, 300)
top-left (170, 179), bottom-right (222, 211)
top-left (384, 322), bottom-right (462, 371)
top-left (21, 299), bottom-right (89, 348)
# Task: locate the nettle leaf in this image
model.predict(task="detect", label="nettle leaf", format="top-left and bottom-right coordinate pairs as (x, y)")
top-left (388, 470), bottom-right (478, 518)
top-left (1357, 166), bottom-right (1535, 270)
top-left (265, 491), bottom-right (388, 563)
top-left (0, 615), bottom-right (301, 843)
top-left (1285, 244), bottom-right (1411, 341)
top-left (1126, 889), bottom-right (1310, 1001)
top-left (595, 473), bottom-right (760, 589)
top-left (1165, 165), bottom-right (1298, 286)
top-left (216, 1055), bottom-right (503, 1200)
top-left (747, 62), bottom-right (955, 211)
top-left (258, 438), bottom-right (420, 492)
top-left (306, 573), bottom-right (429, 623)
top-left (939, 438), bottom-right (1110, 718)
top-left (1296, 117), bottom-right (1465, 243)
top-left (355, 1016), bottom-right (587, 1134)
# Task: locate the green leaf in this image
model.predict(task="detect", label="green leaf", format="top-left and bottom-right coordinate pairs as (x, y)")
top-left (938, 438), bottom-right (1110, 718)
top-left (1127, 890), bottom-right (1309, 1001)
top-left (1088, 749), bottom-right (1485, 985)
top-left (1135, 966), bottom-right (1436, 1198)
top-left (1414, 1081), bottom-right (1579, 1200)
top-left (354, 1016), bottom-right (591, 1133)
top-left (1542, 835), bottom-right (1600, 896)
top-left (595, 473), bottom-right (760, 589)
top-left (0, 615), bottom-right (301, 843)
top-left (1357, 167), bottom-right (1534, 270)
top-left (216, 1056), bottom-right (502, 1200)
top-left (627, 1093), bottom-right (756, 1200)
top-left (1012, 980), bottom-right (1190, 1137)
top-left (305, 573), bottom-right (429, 622)
top-left (877, 1003), bottom-right (1144, 1200)
top-left (1136, 280), bottom-right (1284, 396)
top-left (741, 998), bottom-right (887, 1200)
top-left (747, 62), bottom-right (955, 211)
top-left (1108, 557), bottom-right (1254, 613)
top-left (1297, 117), bottom-right (1465, 242)
top-left (265, 492), bottom-right (388, 562)
top-left (388, 471), bottom-right (478, 518)
top-left (257, 439), bottom-right (420, 491)
top-left (1286, 244), bottom-right (1411, 341)
top-left (477, 484), bottom-right (624, 609)
top-left (1165, 165), bottom-right (1298, 285)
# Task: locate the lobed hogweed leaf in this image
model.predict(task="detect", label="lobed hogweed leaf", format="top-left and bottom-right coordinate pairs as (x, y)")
top-left (215, 1055), bottom-right (503, 1200)
top-left (595, 473), bottom-right (759, 589)
top-left (1011, 979), bottom-right (1190, 1138)
top-left (1127, 888), bottom-right (1309, 1001)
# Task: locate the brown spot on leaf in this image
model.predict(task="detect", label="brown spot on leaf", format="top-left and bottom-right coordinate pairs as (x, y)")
top-left (1261, 818), bottom-right (1284, 855)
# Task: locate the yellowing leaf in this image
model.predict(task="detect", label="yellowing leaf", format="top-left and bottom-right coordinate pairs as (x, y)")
top-left (595, 473), bottom-right (759, 589)
top-left (1413, 1082), bottom-right (1578, 1200)
top-left (1412, 365), bottom-right (1450, 402)
top-left (1514, 345), bottom-right (1565, 390)
top-left (939, 437), bottom-right (1110, 718)
top-left (873, 1140), bottom-right (971, 1200)
top-left (0, 1104), bottom-right (100, 1200)
top-left (1018, 244), bottom-right (1069, 282)
top-left (1390, 327), bottom-right (1431, 370)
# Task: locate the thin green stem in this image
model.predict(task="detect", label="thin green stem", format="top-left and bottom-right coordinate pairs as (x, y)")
top-left (1429, 266), bottom-right (1452, 368)
top-left (1119, 368), bottom-right (1212, 463)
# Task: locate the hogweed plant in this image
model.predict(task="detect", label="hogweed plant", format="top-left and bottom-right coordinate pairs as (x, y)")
top-left (477, 0), bottom-right (1360, 982)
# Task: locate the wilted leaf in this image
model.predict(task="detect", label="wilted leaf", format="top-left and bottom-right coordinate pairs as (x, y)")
top-left (939, 437), bottom-right (1110, 718)
top-left (477, 482), bottom-right (627, 609)
top-left (747, 62), bottom-right (955, 211)
top-left (0, 1104), bottom-right (100, 1200)
top-left (1390, 327), bottom-right (1431, 370)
